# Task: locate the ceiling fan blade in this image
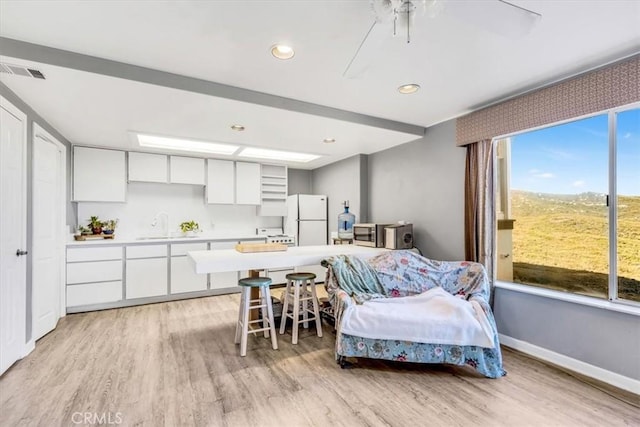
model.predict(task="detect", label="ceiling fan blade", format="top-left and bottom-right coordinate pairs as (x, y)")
top-left (343, 20), bottom-right (391, 79)
top-left (445, 0), bottom-right (541, 38)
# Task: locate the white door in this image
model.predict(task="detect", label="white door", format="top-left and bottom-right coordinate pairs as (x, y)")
top-left (298, 220), bottom-right (328, 246)
top-left (32, 126), bottom-right (65, 340)
top-left (0, 98), bottom-right (28, 375)
top-left (298, 195), bottom-right (327, 220)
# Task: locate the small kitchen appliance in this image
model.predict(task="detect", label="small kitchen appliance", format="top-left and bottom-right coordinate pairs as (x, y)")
top-left (352, 223), bottom-right (391, 248)
top-left (384, 223), bottom-right (414, 250)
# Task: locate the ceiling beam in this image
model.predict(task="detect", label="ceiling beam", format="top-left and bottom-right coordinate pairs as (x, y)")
top-left (0, 37), bottom-right (426, 137)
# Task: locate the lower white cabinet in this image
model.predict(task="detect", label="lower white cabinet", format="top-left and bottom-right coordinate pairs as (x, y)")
top-left (67, 260), bottom-right (122, 284)
top-left (170, 243), bottom-right (207, 294)
top-left (126, 257), bottom-right (168, 299)
top-left (66, 246), bottom-right (124, 310)
top-left (66, 237), bottom-right (267, 311)
top-left (209, 241), bottom-right (239, 289)
top-left (67, 281), bottom-right (122, 307)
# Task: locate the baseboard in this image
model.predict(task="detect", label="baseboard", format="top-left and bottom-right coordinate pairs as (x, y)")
top-left (23, 339), bottom-right (35, 358)
top-left (499, 334), bottom-right (640, 395)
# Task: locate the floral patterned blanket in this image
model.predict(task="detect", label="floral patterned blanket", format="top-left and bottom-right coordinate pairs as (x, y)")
top-left (322, 250), bottom-right (506, 378)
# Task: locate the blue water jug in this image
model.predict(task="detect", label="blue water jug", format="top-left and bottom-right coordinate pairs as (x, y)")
top-left (338, 200), bottom-right (356, 239)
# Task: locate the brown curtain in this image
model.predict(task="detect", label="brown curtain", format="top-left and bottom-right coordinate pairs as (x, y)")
top-left (464, 139), bottom-right (495, 297)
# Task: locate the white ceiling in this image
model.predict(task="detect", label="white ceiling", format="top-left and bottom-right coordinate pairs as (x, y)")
top-left (1, 0), bottom-right (639, 169)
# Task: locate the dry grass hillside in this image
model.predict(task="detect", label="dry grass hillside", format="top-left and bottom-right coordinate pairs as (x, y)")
top-left (509, 190), bottom-right (640, 302)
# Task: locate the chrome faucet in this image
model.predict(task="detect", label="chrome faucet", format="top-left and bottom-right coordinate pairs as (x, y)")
top-left (151, 212), bottom-right (169, 236)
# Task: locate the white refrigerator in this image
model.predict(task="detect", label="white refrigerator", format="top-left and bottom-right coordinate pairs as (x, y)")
top-left (285, 194), bottom-right (328, 245)
top-left (285, 194), bottom-right (328, 279)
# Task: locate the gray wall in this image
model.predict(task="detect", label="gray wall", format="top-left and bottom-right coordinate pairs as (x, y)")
top-left (367, 120), bottom-right (466, 260)
top-left (312, 154), bottom-right (368, 234)
top-left (494, 288), bottom-right (640, 380)
top-left (320, 117), bottom-right (639, 382)
top-left (287, 168), bottom-right (312, 195)
top-left (1, 82), bottom-right (74, 343)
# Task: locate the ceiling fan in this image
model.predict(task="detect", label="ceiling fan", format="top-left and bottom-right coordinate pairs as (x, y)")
top-left (344, 0), bottom-right (542, 79)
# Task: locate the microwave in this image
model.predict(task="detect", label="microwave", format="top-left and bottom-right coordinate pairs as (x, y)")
top-left (353, 223), bottom-right (391, 247)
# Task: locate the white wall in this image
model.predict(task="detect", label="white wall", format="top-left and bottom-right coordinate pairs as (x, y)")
top-left (367, 120), bottom-right (466, 260)
top-left (77, 182), bottom-right (280, 238)
top-left (312, 154), bottom-right (367, 234)
top-left (288, 168), bottom-right (312, 195)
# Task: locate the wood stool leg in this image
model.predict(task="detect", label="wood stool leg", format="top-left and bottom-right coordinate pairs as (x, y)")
top-left (264, 286), bottom-right (278, 350)
top-left (310, 279), bottom-right (323, 338)
top-left (240, 287), bottom-right (251, 356)
top-left (291, 281), bottom-right (301, 345)
top-left (279, 279), bottom-right (291, 335)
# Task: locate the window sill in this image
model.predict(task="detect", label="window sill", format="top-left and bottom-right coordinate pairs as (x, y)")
top-left (495, 281), bottom-right (640, 317)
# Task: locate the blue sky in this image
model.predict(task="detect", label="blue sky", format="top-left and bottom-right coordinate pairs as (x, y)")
top-left (510, 108), bottom-right (639, 196)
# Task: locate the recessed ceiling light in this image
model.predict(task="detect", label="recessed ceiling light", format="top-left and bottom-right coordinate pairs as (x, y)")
top-left (271, 44), bottom-right (295, 60)
top-left (238, 147), bottom-right (320, 163)
top-left (398, 84), bottom-right (420, 94)
top-left (323, 138), bottom-right (336, 143)
top-left (230, 124), bottom-right (245, 131)
top-left (137, 134), bottom-right (239, 155)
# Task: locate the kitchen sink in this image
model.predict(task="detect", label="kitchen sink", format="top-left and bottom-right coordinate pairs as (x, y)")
top-left (136, 235), bottom-right (199, 240)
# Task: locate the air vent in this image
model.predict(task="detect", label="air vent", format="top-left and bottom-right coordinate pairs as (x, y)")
top-left (0, 62), bottom-right (45, 79)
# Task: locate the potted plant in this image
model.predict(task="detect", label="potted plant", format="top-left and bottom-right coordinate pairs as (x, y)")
top-left (89, 216), bottom-right (103, 235)
top-left (78, 225), bottom-right (92, 235)
top-left (179, 220), bottom-right (200, 236)
top-left (102, 219), bottom-right (118, 235)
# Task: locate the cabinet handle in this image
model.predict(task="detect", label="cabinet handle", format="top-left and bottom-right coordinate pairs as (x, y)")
top-left (16, 249), bottom-right (28, 256)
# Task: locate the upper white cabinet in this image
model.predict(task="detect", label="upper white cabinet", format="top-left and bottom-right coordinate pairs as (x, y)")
top-left (258, 164), bottom-right (288, 216)
top-left (170, 156), bottom-right (205, 185)
top-left (235, 162), bottom-right (261, 205)
top-left (128, 152), bottom-right (168, 183)
top-left (73, 147), bottom-right (126, 202)
top-left (206, 159), bottom-right (235, 204)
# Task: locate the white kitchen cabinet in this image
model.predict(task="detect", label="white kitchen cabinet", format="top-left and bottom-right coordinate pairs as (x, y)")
top-left (171, 257), bottom-right (207, 294)
top-left (128, 152), bottom-right (168, 183)
top-left (67, 246), bottom-right (122, 263)
top-left (235, 162), bottom-right (261, 205)
top-left (126, 257), bottom-right (168, 299)
top-left (73, 146), bottom-right (126, 202)
top-left (170, 243), bottom-right (207, 294)
top-left (206, 159), bottom-right (235, 204)
top-left (67, 260), bottom-right (123, 284)
top-left (209, 241), bottom-right (240, 289)
top-left (258, 164), bottom-right (288, 216)
top-left (170, 156), bottom-right (205, 185)
top-left (66, 246), bottom-right (124, 310)
top-left (67, 281), bottom-right (122, 307)
top-left (126, 244), bottom-right (167, 259)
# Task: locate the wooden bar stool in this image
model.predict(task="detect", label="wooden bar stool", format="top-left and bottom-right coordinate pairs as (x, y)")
top-left (279, 272), bottom-right (323, 344)
top-left (235, 277), bottom-right (278, 356)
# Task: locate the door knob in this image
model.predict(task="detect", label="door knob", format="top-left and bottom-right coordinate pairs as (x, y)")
top-left (16, 249), bottom-right (28, 256)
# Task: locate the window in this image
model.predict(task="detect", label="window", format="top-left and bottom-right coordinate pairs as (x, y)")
top-left (496, 105), bottom-right (639, 304)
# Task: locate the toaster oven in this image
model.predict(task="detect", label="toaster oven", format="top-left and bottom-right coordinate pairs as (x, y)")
top-left (384, 223), bottom-right (414, 250)
top-left (352, 223), bottom-right (391, 247)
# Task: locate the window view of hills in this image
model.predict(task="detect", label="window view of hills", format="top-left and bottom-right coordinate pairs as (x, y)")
top-left (510, 190), bottom-right (640, 302)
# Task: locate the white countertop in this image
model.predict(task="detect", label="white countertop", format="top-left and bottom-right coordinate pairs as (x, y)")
top-left (187, 245), bottom-right (387, 274)
top-left (66, 233), bottom-right (266, 247)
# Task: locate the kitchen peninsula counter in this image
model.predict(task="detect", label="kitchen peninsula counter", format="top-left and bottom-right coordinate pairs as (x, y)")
top-left (188, 244), bottom-right (387, 274)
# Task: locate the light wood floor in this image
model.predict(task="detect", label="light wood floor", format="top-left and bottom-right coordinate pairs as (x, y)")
top-left (1, 294), bottom-right (638, 427)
